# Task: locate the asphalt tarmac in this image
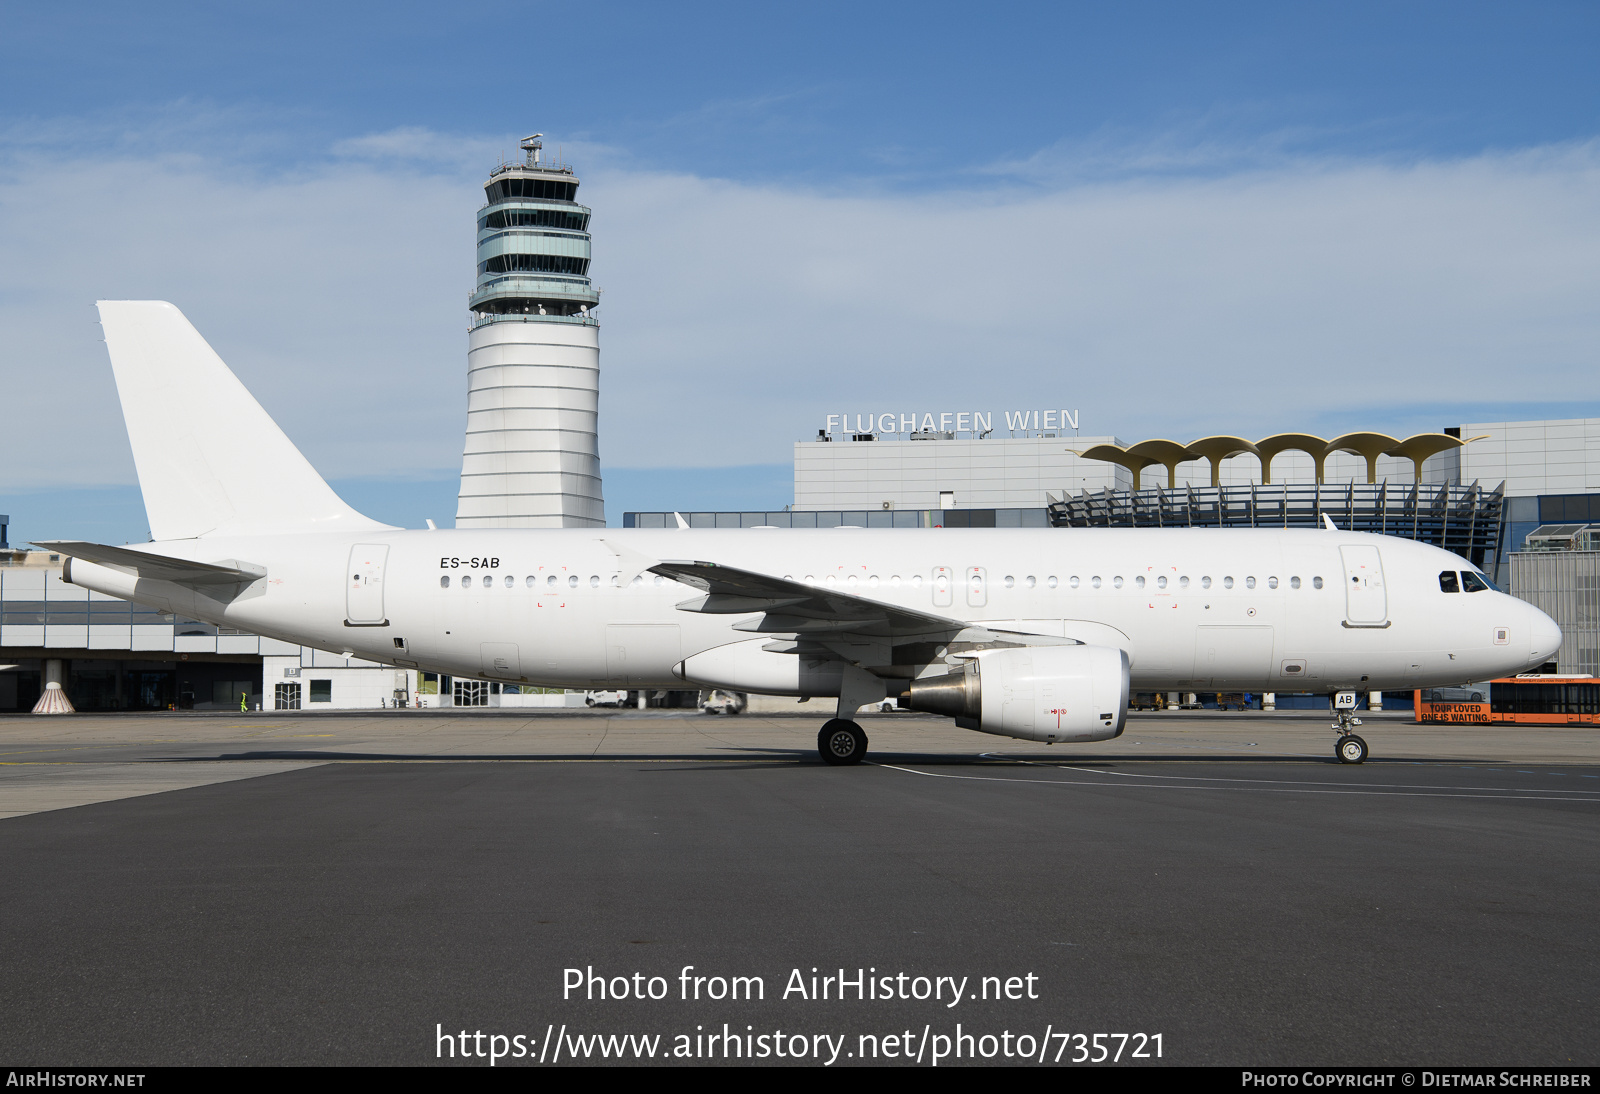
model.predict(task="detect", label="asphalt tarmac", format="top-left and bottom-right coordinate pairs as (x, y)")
top-left (0, 711), bottom-right (1596, 1066)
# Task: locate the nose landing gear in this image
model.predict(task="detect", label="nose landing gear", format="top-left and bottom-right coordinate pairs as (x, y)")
top-left (1330, 690), bottom-right (1368, 763)
top-left (1332, 702), bottom-right (1368, 764)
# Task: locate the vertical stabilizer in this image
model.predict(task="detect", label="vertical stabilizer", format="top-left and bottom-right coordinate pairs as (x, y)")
top-left (96, 301), bottom-right (394, 540)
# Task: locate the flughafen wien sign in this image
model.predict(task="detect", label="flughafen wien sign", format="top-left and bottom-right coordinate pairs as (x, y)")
top-left (823, 409), bottom-right (1081, 436)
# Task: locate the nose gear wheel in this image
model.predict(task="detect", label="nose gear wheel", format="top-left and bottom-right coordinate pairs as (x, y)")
top-left (1336, 734), bottom-right (1368, 764)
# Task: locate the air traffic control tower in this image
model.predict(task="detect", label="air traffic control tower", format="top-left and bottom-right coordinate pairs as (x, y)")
top-left (456, 134), bottom-right (604, 528)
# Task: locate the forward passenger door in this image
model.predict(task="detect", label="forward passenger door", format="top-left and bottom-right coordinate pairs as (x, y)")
top-left (1339, 545), bottom-right (1388, 626)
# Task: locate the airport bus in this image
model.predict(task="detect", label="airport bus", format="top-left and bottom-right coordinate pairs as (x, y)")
top-left (1416, 675), bottom-right (1600, 725)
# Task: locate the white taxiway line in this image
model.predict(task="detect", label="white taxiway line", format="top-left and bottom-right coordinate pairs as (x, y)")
top-left (988, 754), bottom-right (1600, 798)
top-left (874, 762), bottom-right (1600, 803)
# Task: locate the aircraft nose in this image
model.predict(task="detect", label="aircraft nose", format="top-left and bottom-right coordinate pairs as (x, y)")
top-left (1527, 605), bottom-right (1562, 667)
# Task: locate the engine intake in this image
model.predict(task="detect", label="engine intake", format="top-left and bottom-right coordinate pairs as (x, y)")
top-left (901, 645), bottom-right (1129, 742)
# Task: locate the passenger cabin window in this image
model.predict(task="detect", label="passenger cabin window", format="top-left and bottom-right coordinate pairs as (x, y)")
top-left (1461, 571), bottom-right (1490, 593)
top-left (1223, 577), bottom-right (1234, 589)
top-left (1267, 577), bottom-right (1278, 590)
top-left (440, 576), bottom-right (450, 588)
top-left (1245, 577), bottom-right (1256, 589)
top-left (1201, 576), bottom-right (1211, 589)
top-left (1313, 576), bottom-right (1324, 589)
top-left (1136, 576), bottom-right (1146, 589)
top-left (1439, 571), bottom-right (1460, 594)
top-left (1290, 576), bottom-right (1301, 589)
top-left (462, 575), bottom-right (473, 589)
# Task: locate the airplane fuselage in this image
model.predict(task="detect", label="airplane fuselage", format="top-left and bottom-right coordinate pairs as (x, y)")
top-left (69, 526), bottom-right (1560, 696)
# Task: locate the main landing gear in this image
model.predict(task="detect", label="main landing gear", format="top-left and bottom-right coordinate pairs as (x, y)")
top-left (818, 719), bottom-right (868, 766)
top-left (818, 668), bottom-right (882, 766)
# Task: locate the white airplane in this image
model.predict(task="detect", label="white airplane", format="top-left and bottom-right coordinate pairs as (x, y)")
top-left (43, 302), bottom-right (1561, 766)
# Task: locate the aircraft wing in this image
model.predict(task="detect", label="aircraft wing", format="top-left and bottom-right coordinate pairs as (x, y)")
top-left (651, 559), bottom-right (1074, 679)
top-left (33, 541), bottom-right (266, 588)
top-left (651, 559), bottom-right (961, 637)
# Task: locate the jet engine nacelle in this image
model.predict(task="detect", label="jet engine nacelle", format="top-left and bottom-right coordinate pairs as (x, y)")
top-left (900, 644), bottom-right (1130, 742)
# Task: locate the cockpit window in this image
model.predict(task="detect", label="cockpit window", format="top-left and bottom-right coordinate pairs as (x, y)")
top-left (1439, 571), bottom-right (1459, 594)
top-left (1461, 571), bottom-right (1490, 593)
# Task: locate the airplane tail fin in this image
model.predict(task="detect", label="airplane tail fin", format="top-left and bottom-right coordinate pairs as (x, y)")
top-left (96, 301), bottom-right (394, 540)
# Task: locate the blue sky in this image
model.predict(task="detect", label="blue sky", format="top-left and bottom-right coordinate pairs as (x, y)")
top-left (2, 3), bottom-right (1598, 542)
top-left (6, 3), bottom-right (1598, 174)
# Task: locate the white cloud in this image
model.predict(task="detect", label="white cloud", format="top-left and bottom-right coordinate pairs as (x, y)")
top-left (590, 141), bottom-right (1600, 461)
top-left (330, 127), bottom-right (500, 168)
top-left (2, 123), bottom-right (1598, 493)
top-left (0, 142), bottom-right (478, 488)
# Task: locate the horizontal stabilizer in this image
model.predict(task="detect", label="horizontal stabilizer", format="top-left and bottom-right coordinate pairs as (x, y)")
top-left (35, 541), bottom-right (265, 587)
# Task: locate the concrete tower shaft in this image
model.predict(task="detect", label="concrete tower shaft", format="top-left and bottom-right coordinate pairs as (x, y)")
top-left (456, 134), bottom-right (604, 528)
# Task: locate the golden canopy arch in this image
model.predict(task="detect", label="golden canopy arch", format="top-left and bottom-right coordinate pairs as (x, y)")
top-left (1075, 432), bottom-right (1473, 487)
